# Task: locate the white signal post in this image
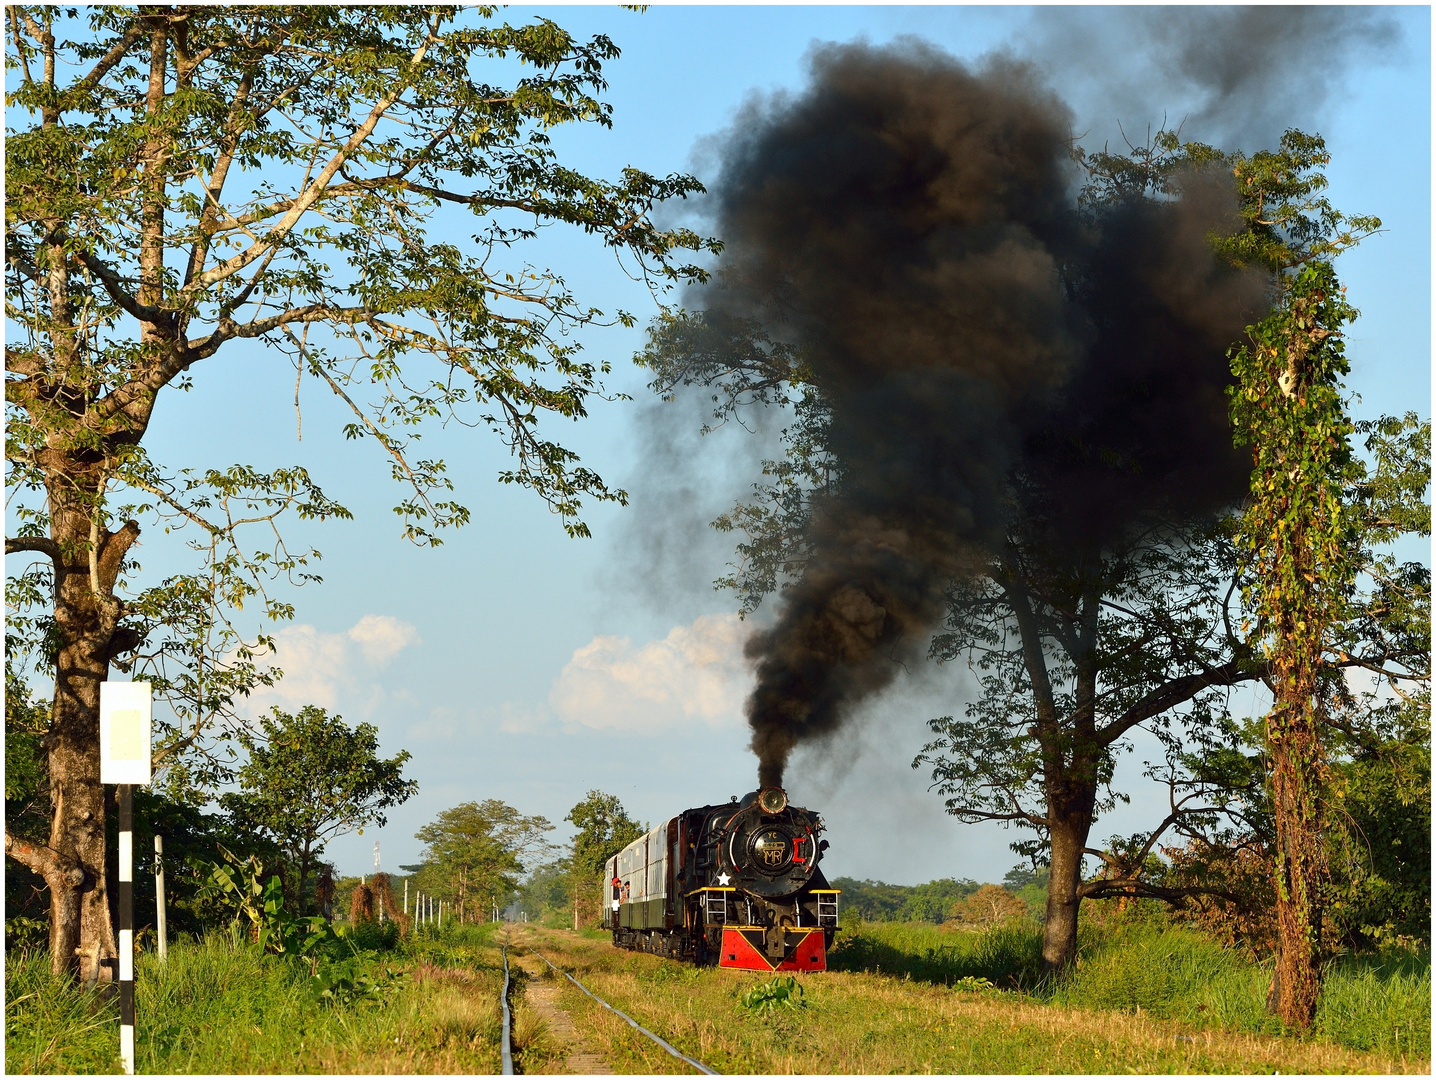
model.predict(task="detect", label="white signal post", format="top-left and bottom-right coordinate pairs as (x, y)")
top-left (100, 681), bottom-right (153, 1077)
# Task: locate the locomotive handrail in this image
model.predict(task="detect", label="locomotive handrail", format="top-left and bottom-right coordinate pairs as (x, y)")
top-left (526, 944), bottom-right (718, 1075)
top-left (500, 930), bottom-right (514, 1075)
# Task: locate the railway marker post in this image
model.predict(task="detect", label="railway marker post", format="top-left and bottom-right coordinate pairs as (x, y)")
top-left (100, 681), bottom-right (153, 1077)
top-left (154, 836), bottom-right (167, 967)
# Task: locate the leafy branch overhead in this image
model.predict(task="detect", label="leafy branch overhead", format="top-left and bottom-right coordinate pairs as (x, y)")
top-left (6, 5), bottom-right (717, 549)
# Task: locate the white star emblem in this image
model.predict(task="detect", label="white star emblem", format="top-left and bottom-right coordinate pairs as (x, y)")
top-left (717, 872), bottom-right (731, 886)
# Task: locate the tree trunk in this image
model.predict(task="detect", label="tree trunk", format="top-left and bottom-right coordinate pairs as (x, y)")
top-left (1042, 815), bottom-right (1091, 972)
top-left (1267, 689), bottom-right (1324, 1028)
top-left (298, 844), bottom-right (313, 917)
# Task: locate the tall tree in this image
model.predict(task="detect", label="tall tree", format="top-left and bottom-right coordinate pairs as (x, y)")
top-left (4, 6), bottom-right (713, 977)
top-left (1223, 131), bottom-right (1381, 1028)
top-left (219, 705), bottom-right (416, 914)
top-left (567, 790), bottom-right (646, 880)
top-left (411, 800), bottom-right (553, 923)
top-left (566, 789), bottom-right (645, 928)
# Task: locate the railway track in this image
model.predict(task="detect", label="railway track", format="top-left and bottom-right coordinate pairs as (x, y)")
top-left (500, 932), bottom-right (514, 1075)
top-left (523, 940), bottom-right (718, 1076)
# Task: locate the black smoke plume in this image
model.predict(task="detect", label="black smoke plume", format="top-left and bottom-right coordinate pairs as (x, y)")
top-left (696, 42), bottom-right (1268, 787)
top-left (1019, 6), bottom-right (1402, 152)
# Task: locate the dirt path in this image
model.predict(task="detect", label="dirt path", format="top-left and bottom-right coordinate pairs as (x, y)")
top-left (511, 933), bottom-right (614, 1075)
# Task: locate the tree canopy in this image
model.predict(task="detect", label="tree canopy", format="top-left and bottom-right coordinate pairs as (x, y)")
top-left (409, 799), bottom-right (554, 923)
top-left (567, 789), bottom-right (646, 880)
top-left (221, 705), bottom-right (416, 912)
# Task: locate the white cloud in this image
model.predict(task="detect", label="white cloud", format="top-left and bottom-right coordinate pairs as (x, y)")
top-left (242, 614), bottom-right (420, 719)
top-left (547, 613), bottom-right (749, 735)
top-left (347, 614), bottom-right (421, 665)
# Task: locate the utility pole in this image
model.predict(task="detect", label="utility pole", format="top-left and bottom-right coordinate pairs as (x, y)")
top-left (374, 841), bottom-right (384, 923)
top-left (154, 836), bottom-right (167, 967)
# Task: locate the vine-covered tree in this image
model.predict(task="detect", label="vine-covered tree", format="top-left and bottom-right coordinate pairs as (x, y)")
top-left (4, 5), bottom-right (713, 978)
top-left (1222, 131), bottom-right (1386, 1028)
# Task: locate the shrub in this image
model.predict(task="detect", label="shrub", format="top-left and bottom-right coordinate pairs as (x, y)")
top-left (740, 975), bottom-right (806, 1014)
top-left (948, 884), bottom-right (1028, 926)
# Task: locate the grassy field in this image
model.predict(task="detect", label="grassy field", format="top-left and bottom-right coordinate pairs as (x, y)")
top-left (830, 918), bottom-right (1431, 1058)
top-left (5, 926), bottom-right (514, 1075)
top-left (6, 919), bottom-right (1428, 1074)
top-left (513, 923), bottom-right (1429, 1075)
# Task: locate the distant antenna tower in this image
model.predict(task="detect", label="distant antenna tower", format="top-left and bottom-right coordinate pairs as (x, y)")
top-left (373, 840), bottom-right (381, 873)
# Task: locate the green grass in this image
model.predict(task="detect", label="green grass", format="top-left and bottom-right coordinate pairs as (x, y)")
top-left (828, 916), bottom-right (1045, 987)
top-left (6, 948), bottom-right (126, 1074)
top-left (6, 920), bottom-right (1427, 1073)
top-left (828, 917), bottom-right (1430, 1058)
top-left (520, 924), bottom-right (1426, 1074)
top-left (5, 928), bottom-right (506, 1075)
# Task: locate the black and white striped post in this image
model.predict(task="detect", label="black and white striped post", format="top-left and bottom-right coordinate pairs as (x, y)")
top-left (100, 681), bottom-right (152, 1077)
top-left (118, 784), bottom-right (136, 1073)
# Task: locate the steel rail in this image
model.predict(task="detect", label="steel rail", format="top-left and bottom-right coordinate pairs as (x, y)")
top-left (500, 931), bottom-right (515, 1075)
top-left (526, 945), bottom-right (718, 1075)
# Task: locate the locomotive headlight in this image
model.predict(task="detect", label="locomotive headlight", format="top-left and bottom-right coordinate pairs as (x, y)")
top-left (757, 787), bottom-right (788, 814)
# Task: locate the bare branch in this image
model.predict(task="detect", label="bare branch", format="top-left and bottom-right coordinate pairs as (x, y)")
top-left (6, 536), bottom-right (62, 563)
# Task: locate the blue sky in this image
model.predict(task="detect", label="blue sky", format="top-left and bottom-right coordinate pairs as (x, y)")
top-left (78, 6), bottom-right (1431, 884)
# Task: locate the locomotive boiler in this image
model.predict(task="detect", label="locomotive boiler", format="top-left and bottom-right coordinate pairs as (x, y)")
top-left (602, 787), bottom-right (840, 971)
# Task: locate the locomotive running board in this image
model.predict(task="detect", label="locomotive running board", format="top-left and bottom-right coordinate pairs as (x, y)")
top-left (718, 928), bottom-right (826, 972)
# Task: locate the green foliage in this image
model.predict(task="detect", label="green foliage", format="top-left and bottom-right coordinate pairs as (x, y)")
top-left (345, 918), bottom-right (402, 953)
top-left (221, 705), bottom-right (417, 912)
top-left (193, 844), bottom-right (335, 958)
top-left (567, 789), bottom-right (646, 879)
top-left (4, 661), bottom-right (49, 839)
top-left (308, 950), bottom-right (408, 1008)
top-left (828, 876), bottom-right (980, 923)
top-left (4, 663), bottom-right (52, 941)
top-left (517, 858), bottom-right (579, 926)
top-left (408, 799), bottom-right (554, 919)
top-left (740, 974), bottom-right (806, 1014)
top-left (1326, 698), bottom-right (1431, 950)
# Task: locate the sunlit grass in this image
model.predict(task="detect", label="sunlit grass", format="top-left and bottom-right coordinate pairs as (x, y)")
top-left (4, 929), bottom-right (506, 1075)
top-left (514, 923), bottom-right (1429, 1075)
top-left (6, 919), bottom-right (1426, 1074)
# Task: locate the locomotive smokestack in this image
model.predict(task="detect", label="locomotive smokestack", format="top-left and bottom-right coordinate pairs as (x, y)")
top-left (695, 41), bottom-right (1266, 787)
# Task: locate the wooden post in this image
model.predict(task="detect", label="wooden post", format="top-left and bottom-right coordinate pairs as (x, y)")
top-left (118, 785), bottom-right (135, 1075)
top-left (154, 835), bottom-right (167, 967)
top-left (404, 878), bottom-right (409, 917)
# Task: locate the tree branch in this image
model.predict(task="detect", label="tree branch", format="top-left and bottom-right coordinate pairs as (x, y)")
top-left (185, 30), bottom-right (439, 294)
top-left (1096, 659), bottom-right (1264, 745)
top-left (6, 535), bottom-right (62, 564)
top-left (5, 832), bottom-right (85, 887)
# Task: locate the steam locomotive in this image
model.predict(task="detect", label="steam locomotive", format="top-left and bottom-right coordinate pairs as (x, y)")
top-left (603, 787), bottom-right (840, 971)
